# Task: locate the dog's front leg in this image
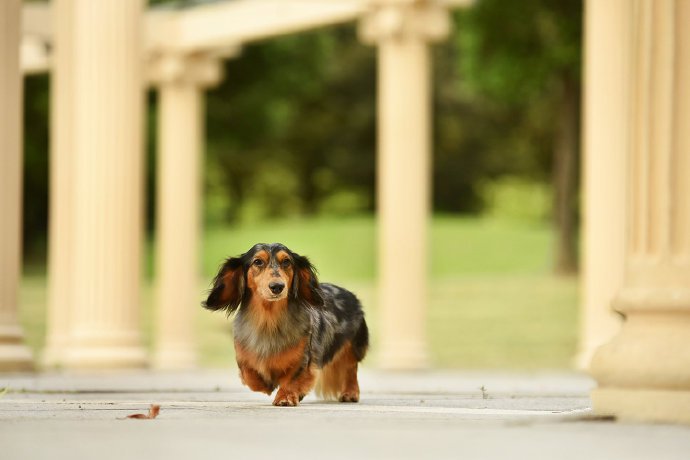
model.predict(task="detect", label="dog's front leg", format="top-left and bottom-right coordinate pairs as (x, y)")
top-left (238, 363), bottom-right (275, 395)
top-left (273, 365), bottom-right (316, 407)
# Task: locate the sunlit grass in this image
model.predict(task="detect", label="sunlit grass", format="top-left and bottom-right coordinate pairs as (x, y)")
top-left (428, 274), bottom-right (577, 368)
top-left (203, 215), bottom-right (376, 282)
top-left (203, 214), bottom-right (553, 279)
top-left (20, 215), bottom-right (578, 370)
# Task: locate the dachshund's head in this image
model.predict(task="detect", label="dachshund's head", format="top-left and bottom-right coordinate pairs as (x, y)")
top-left (203, 243), bottom-right (323, 314)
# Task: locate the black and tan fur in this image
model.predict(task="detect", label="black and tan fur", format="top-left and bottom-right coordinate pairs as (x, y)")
top-left (203, 243), bottom-right (369, 406)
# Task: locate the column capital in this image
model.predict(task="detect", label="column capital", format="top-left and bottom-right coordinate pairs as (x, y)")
top-left (358, 0), bottom-right (451, 45)
top-left (147, 50), bottom-right (231, 88)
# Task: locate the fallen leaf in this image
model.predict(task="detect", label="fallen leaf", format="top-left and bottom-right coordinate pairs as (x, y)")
top-left (126, 404), bottom-right (160, 420)
top-left (0, 387), bottom-right (8, 399)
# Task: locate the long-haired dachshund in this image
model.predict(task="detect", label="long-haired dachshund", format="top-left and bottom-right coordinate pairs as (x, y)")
top-left (203, 243), bottom-right (369, 406)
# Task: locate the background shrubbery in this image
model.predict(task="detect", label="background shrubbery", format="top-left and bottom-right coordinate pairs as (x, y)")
top-left (21, 0), bottom-right (581, 272)
top-left (19, 0), bottom-right (583, 368)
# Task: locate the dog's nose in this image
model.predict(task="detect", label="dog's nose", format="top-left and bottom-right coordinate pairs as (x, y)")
top-left (269, 282), bottom-right (285, 295)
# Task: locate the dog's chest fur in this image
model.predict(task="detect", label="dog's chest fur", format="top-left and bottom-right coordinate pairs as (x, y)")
top-left (232, 303), bottom-right (310, 359)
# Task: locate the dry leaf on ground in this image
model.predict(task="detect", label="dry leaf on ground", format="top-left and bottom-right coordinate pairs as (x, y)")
top-left (126, 404), bottom-right (160, 420)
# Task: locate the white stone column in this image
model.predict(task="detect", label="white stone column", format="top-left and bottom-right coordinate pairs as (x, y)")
top-left (149, 54), bottom-right (222, 369)
top-left (576, 0), bottom-right (630, 369)
top-left (61, 0), bottom-right (148, 369)
top-left (44, 0), bottom-right (76, 368)
top-left (360, 1), bottom-right (449, 369)
top-left (590, 0), bottom-right (690, 424)
top-left (0, 0), bottom-right (34, 371)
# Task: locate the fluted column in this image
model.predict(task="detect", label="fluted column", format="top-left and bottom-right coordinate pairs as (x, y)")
top-left (577, 0), bottom-right (630, 369)
top-left (61, 0), bottom-right (147, 369)
top-left (148, 54), bottom-right (223, 369)
top-left (590, 0), bottom-right (690, 424)
top-left (359, 0), bottom-right (449, 369)
top-left (44, 0), bottom-right (76, 368)
top-left (0, 0), bottom-right (34, 371)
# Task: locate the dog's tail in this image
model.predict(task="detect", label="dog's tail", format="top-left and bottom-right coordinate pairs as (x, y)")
top-left (315, 359), bottom-right (345, 401)
top-left (316, 321), bottom-right (368, 401)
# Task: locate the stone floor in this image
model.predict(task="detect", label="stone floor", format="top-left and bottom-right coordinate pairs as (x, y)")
top-left (1, 369), bottom-right (689, 459)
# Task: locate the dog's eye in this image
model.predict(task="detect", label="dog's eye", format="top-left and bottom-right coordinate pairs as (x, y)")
top-left (281, 259), bottom-right (291, 269)
top-left (252, 259), bottom-right (264, 267)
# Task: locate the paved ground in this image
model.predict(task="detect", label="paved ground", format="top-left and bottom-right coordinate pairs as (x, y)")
top-left (1, 369), bottom-right (689, 459)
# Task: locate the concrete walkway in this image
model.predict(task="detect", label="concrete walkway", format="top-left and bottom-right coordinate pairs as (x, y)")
top-left (1, 369), bottom-right (689, 459)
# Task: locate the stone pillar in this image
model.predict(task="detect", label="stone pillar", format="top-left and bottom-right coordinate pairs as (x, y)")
top-left (359, 0), bottom-right (449, 369)
top-left (148, 54), bottom-right (223, 369)
top-left (0, 0), bottom-right (34, 371)
top-left (577, 0), bottom-right (630, 369)
top-left (61, 0), bottom-right (148, 369)
top-left (44, 0), bottom-right (76, 368)
top-left (590, 0), bottom-right (690, 424)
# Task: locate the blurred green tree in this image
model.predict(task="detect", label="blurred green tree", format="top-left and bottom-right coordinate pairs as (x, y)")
top-left (22, 75), bottom-right (50, 266)
top-left (19, 0), bottom-right (583, 276)
top-left (456, 0), bottom-right (582, 273)
top-left (204, 26), bottom-right (377, 222)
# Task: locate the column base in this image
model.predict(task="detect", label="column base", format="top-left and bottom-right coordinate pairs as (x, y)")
top-left (0, 343), bottom-right (34, 372)
top-left (153, 345), bottom-right (197, 370)
top-left (378, 340), bottom-right (429, 370)
top-left (62, 345), bottom-right (148, 370)
top-left (0, 326), bottom-right (35, 371)
top-left (592, 387), bottom-right (690, 424)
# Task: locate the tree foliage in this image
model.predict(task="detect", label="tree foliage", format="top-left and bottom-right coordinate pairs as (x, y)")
top-left (455, 0), bottom-right (583, 272)
top-left (204, 27), bottom-right (376, 222)
top-left (20, 0), bottom-right (583, 273)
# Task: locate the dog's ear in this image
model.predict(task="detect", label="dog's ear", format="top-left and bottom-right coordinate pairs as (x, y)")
top-left (292, 254), bottom-right (324, 308)
top-left (203, 257), bottom-right (245, 313)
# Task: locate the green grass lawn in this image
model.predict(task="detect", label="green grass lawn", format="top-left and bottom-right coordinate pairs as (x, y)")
top-left (20, 215), bottom-right (578, 370)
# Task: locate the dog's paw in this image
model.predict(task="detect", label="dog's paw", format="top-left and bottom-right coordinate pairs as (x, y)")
top-left (273, 392), bottom-right (300, 407)
top-left (338, 392), bottom-right (359, 403)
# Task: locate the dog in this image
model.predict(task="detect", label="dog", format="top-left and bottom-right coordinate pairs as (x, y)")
top-left (203, 243), bottom-right (369, 406)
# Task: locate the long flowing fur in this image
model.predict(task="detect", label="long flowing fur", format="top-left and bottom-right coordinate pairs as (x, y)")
top-left (203, 243), bottom-right (369, 406)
